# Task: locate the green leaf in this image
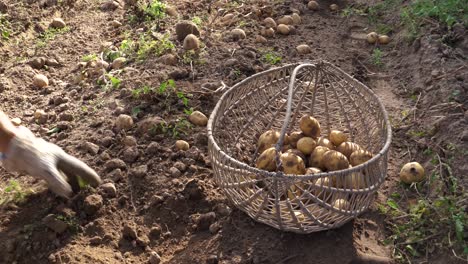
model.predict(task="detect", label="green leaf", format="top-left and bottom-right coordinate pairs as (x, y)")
top-left (454, 214), bottom-right (464, 242)
top-left (405, 244), bottom-right (420, 257)
top-left (387, 199), bottom-right (399, 210)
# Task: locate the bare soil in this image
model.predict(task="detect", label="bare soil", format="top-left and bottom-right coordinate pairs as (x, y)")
top-left (0, 0), bottom-right (466, 264)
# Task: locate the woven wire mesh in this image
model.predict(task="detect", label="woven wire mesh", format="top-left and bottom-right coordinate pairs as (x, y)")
top-left (208, 61), bottom-right (391, 233)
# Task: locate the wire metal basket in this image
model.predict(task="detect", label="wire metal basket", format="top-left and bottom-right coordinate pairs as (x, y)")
top-left (207, 61), bottom-right (392, 233)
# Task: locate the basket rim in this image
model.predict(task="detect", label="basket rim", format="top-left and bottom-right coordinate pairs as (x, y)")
top-left (207, 60), bottom-right (392, 180)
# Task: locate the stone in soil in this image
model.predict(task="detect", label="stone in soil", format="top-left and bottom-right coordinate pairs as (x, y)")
top-left (196, 212), bottom-right (216, 231)
top-left (105, 158), bottom-right (127, 171)
top-left (84, 194), bottom-right (103, 215)
top-left (122, 223), bottom-right (137, 240)
top-left (100, 182), bottom-right (117, 198)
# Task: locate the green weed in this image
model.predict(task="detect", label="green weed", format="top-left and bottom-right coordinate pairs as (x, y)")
top-left (261, 50), bottom-right (282, 65)
top-left (192, 16), bottom-right (203, 27)
top-left (55, 215), bottom-right (80, 234)
top-left (82, 53), bottom-right (99, 62)
top-left (371, 48), bottom-right (384, 67)
top-left (137, 33), bottom-right (174, 60)
top-left (36, 26), bottom-right (70, 47)
top-left (0, 180), bottom-right (31, 206)
top-left (0, 14), bottom-right (11, 40)
top-left (155, 118), bottom-right (193, 138)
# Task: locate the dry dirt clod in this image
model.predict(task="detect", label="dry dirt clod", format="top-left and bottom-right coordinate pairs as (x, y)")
top-left (101, 0), bottom-right (121, 11)
top-left (111, 20), bottom-right (122, 27)
top-left (29, 57), bottom-right (46, 69)
top-left (183, 34), bottom-right (200, 50)
top-left (100, 182), bottom-right (117, 197)
top-left (115, 114), bottom-right (134, 130)
top-left (43, 214), bottom-right (68, 234)
top-left (45, 58), bottom-right (60, 67)
top-left (277, 24), bottom-right (290, 35)
top-left (175, 140), bottom-right (190, 151)
top-left (296, 44), bottom-right (312, 54)
top-left (188, 111), bottom-right (208, 126)
top-left (122, 147), bottom-right (139, 163)
top-left (197, 212), bottom-right (216, 231)
top-left (34, 109), bottom-right (48, 124)
top-left (307, 1), bottom-right (319, 10)
top-left (148, 251), bottom-right (161, 264)
top-left (255, 35), bottom-right (268, 44)
top-left (173, 161), bottom-right (187, 172)
top-left (169, 167), bottom-right (182, 177)
top-left (83, 194), bottom-right (103, 215)
top-left (175, 21), bottom-right (200, 42)
top-left (50, 18), bottom-right (66, 29)
top-left (136, 116), bottom-right (164, 135)
top-left (111, 57), bottom-right (126, 69)
top-left (122, 136), bottom-right (137, 147)
top-left (33, 74), bottom-right (49, 88)
top-left (122, 223), bottom-right (137, 240)
top-left (209, 222), bottom-right (221, 234)
top-left (263, 17), bottom-right (276, 28)
top-left (277, 15), bottom-right (293, 25)
top-left (231, 28), bottom-right (246, 41)
top-left (104, 158), bottom-right (127, 171)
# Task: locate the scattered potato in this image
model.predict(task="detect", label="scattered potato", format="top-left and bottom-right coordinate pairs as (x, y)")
top-left (333, 198), bottom-right (350, 210)
top-left (115, 114), bottom-right (134, 130)
top-left (299, 115), bottom-right (321, 138)
top-left (288, 131), bottom-right (304, 148)
top-left (256, 147), bottom-right (277, 171)
top-left (189, 111), bottom-right (208, 126)
top-left (366, 32), bottom-right (378, 44)
top-left (50, 18), bottom-right (66, 29)
top-left (400, 162), bottom-right (425, 184)
top-left (378, 35), bottom-right (390, 44)
top-left (257, 130), bottom-right (280, 153)
top-left (277, 24), bottom-right (290, 35)
top-left (317, 137), bottom-right (334, 149)
top-left (329, 4), bottom-right (339, 11)
top-left (291, 13), bottom-right (301, 25)
top-left (307, 1), bottom-right (319, 10)
top-left (296, 137), bottom-right (316, 155)
top-left (329, 130), bottom-right (347, 146)
top-left (175, 140), bottom-right (190, 151)
top-left (261, 27), bottom-right (275, 38)
top-left (111, 57), bottom-right (126, 69)
top-left (277, 15), bottom-right (293, 25)
top-left (308, 146), bottom-right (329, 170)
top-left (296, 44), bottom-right (312, 54)
top-left (336, 142), bottom-right (362, 159)
top-left (350, 149), bottom-right (373, 166)
top-left (322, 150), bottom-right (349, 171)
top-left (255, 35), bottom-right (268, 44)
top-left (280, 152), bottom-right (306, 175)
top-left (33, 74), bottom-right (49, 88)
top-left (263, 17), bottom-right (277, 28)
top-left (183, 34), bottom-right (200, 50)
top-left (231, 28), bottom-right (246, 40)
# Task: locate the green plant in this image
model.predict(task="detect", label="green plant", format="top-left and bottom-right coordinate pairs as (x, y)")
top-left (192, 16), bottom-right (203, 26)
top-left (155, 118), bottom-right (193, 138)
top-left (371, 48), bottom-right (383, 67)
top-left (82, 53), bottom-right (99, 62)
top-left (55, 215), bottom-right (80, 234)
top-left (139, 0), bottom-right (166, 28)
top-left (0, 14), bottom-right (11, 40)
top-left (262, 51), bottom-right (282, 65)
top-left (36, 26), bottom-right (70, 47)
top-left (0, 180), bottom-right (30, 206)
top-left (137, 33), bottom-right (174, 60)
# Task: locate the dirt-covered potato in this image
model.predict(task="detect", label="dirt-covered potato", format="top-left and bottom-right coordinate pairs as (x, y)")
top-left (256, 147), bottom-right (278, 171)
top-left (336, 142), bottom-right (362, 159)
top-left (288, 131), bottom-right (304, 148)
top-left (296, 137), bottom-right (317, 155)
top-left (350, 149), bottom-right (373, 166)
top-left (329, 130), bottom-right (347, 146)
top-left (306, 167), bottom-right (322, 175)
top-left (308, 146), bottom-right (330, 170)
top-left (400, 162), bottom-right (425, 184)
top-left (286, 149), bottom-right (307, 166)
top-left (333, 198), bottom-right (350, 210)
top-left (175, 140), bottom-right (190, 151)
top-left (257, 130), bottom-right (280, 153)
top-left (322, 150), bottom-right (349, 171)
top-left (299, 115), bottom-right (321, 138)
top-left (378, 35), bottom-right (390, 44)
top-left (280, 152), bottom-right (306, 175)
top-left (317, 137), bottom-right (334, 149)
top-left (189, 111), bottom-right (208, 126)
top-left (367, 32), bottom-right (378, 44)
top-left (307, 1), bottom-right (319, 10)
top-left (336, 170), bottom-right (367, 189)
top-left (277, 24), bottom-right (290, 35)
top-left (312, 177), bottom-right (332, 200)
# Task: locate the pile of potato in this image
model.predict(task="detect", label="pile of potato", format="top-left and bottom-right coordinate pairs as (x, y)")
top-left (253, 114), bottom-right (374, 210)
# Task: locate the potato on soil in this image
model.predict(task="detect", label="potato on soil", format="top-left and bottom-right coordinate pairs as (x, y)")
top-left (322, 150), bottom-right (349, 171)
top-left (288, 131), bottom-right (304, 148)
top-left (263, 17), bottom-right (276, 28)
top-left (307, 1), bottom-right (319, 10)
top-left (350, 149), bottom-right (373, 166)
top-left (280, 152), bottom-right (306, 175)
top-left (378, 35), bottom-right (390, 44)
top-left (33, 74), bottom-right (49, 88)
top-left (277, 24), bottom-right (290, 35)
top-left (189, 111), bottom-right (208, 126)
top-left (317, 137), bottom-right (334, 149)
top-left (329, 130), bottom-right (347, 146)
top-left (329, 4), bottom-right (339, 11)
top-left (175, 140), bottom-right (190, 151)
top-left (400, 162), bottom-right (425, 184)
top-left (256, 147), bottom-right (277, 172)
top-left (366, 32), bottom-right (378, 44)
top-left (299, 115), bottom-right (321, 138)
top-left (336, 142), bottom-right (362, 159)
top-left (296, 137), bottom-right (316, 155)
top-left (183, 34), bottom-right (200, 50)
top-left (308, 146), bottom-right (330, 170)
top-left (333, 198), bottom-right (350, 210)
top-left (257, 130), bottom-right (280, 153)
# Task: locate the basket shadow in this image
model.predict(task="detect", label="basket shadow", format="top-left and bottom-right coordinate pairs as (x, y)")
top-left (167, 209), bottom-right (358, 264)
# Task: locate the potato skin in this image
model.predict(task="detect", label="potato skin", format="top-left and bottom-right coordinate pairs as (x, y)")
top-left (329, 130), bottom-right (348, 146)
top-left (317, 137), bottom-right (334, 150)
top-left (336, 142), bottom-right (362, 159)
top-left (299, 115), bottom-right (321, 138)
top-left (312, 177), bottom-right (332, 200)
top-left (280, 152), bottom-right (306, 175)
top-left (288, 131), bottom-right (304, 148)
top-left (333, 198), bottom-right (350, 210)
top-left (257, 130), bottom-right (280, 153)
top-left (322, 150), bottom-right (349, 171)
top-left (286, 149), bottom-right (307, 166)
top-left (400, 162), bottom-right (425, 184)
top-left (336, 171), bottom-right (367, 189)
top-left (296, 137), bottom-right (317, 155)
top-left (308, 146), bottom-right (330, 170)
top-left (256, 147), bottom-right (278, 171)
top-left (306, 167), bottom-right (322, 175)
top-left (350, 149), bottom-right (373, 166)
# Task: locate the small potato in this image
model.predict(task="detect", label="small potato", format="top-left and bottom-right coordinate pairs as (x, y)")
top-left (308, 146), bottom-right (330, 170)
top-left (350, 149), bottom-right (373, 166)
top-left (286, 149), bottom-right (307, 166)
top-left (288, 131), bottom-right (304, 148)
top-left (175, 140), bottom-right (190, 151)
top-left (256, 147), bottom-right (278, 171)
top-left (307, 1), bottom-right (319, 10)
top-left (367, 32), bottom-right (378, 44)
top-left (329, 130), bottom-right (347, 146)
top-left (296, 137), bottom-right (317, 155)
top-left (378, 35), bottom-right (390, 44)
top-left (322, 150), bottom-right (349, 171)
top-left (257, 130), bottom-right (280, 153)
top-left (299, 115), bottom-right (321, 138)
top-left (280, 152), bottom-right (306, 175)
top-left (263, 17), bottom-right (276, 28)
top-left (336, 171), bottom-right (367, 189)
top-left (333, 198), bottom-right (350, 210)
top-left (400, 162), bottom-right (425, 184)
top-left (189, 111), bottom-right (208, 126)
top-left (33, 74), bottom-right (49, 88)
top-left (336, 142), bottom-right (362, 159)
top-left (329, 4), bottom-right (339, 11)
top-left (277, 24), bottom-right (290, 35)
top-left (312, 177), bottom-right (332, 200)
top-left (317, 137), bottom-right (334, 149)
top-left (306, 167), bottom-right (321, 175)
